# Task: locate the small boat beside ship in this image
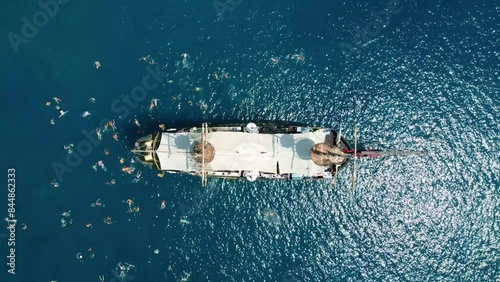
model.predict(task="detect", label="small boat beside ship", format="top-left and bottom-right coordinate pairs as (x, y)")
top-left (132, 122), bottom-right (424, 186)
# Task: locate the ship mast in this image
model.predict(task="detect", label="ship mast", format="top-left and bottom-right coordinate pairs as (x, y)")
top-left (333, 123), bottom-right (342, 186)
top-left (351, 126), bottom-right (358, 188)
top-left (201, 122), bottom-right (208, 186)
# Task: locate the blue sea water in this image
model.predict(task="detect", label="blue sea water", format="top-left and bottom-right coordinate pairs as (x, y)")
top-left (0, 0), bottom-right (498, 281)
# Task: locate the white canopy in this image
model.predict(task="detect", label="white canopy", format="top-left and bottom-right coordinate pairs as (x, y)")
top-left (156, 130), bottom-right (332, 176)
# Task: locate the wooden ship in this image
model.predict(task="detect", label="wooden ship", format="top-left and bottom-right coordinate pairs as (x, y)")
top-left (132, 122), bottom-right (424, 186)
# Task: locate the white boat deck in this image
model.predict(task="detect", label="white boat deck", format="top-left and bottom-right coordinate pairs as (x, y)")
top-left (156, 130), bottom-right (332, 176)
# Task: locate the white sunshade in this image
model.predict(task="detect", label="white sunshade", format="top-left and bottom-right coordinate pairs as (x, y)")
top-left (156, 130), bottom-right (331, 176)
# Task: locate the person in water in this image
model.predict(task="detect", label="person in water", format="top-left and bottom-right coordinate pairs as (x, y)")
top-left (63, 144), bottom-right (74, 154)
top-left (50, 179), bottom-right (60, 188)
top-left (76, 252), bottom-right (85, 262)
top-left (55, 105), bottom-right (68, 118)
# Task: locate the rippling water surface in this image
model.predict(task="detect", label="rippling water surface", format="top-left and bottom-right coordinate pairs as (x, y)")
top-left (1, 0), bottom-right (498, 281)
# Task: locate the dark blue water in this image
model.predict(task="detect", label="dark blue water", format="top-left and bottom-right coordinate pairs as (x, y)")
top-left (1, 0), bottom-right (498, 281)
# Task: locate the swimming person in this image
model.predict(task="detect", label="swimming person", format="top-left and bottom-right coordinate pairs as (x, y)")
top-left (96, 127), bottom-right (102, 140)
top-left (181, 53), bottom-right (189, 65)
top-left (55, 105), bottom-right (68, 118)
top-left (63, 144), bottom-right (74, 154)
top-left (76, 252), bottom-right (85, 262)
top-left (180, 218), bottom-right (191, 225)
top-left (50, 179), bottom-right (60, 188)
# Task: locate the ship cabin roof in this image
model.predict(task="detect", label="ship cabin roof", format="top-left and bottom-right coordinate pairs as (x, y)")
top-left (154, 129), bottom-right (334, 176)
